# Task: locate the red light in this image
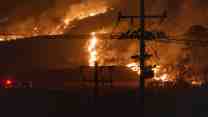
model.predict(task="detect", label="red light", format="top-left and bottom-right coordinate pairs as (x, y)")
top-left (5, 80), bottom-right (12, 85)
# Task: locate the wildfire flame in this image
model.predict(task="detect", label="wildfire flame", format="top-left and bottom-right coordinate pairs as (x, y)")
top-left (0, 5), bottom-right (110, 42)
top-left (154, 74), bottom-right (170, 82)
top-left (88, 32), bottom-right (98, 66)
top-left (152, 65), bottom-right (172, 82)
top-left (0, 35), bottom-right (25, 42)
top-left (126, 62), bottom-right (140, 75)
top-left (126, 62), bottom-right (171, 82)
top-left (0, 1), bottom-right (112, 40)
top-left (53, 2), bottom-right (111, 35)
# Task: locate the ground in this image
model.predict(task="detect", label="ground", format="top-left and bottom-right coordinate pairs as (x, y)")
top-left (0, 87), bottom-right (208, 117)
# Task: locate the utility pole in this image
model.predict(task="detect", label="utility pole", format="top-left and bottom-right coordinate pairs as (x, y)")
top-left (139, 1), bottom-right (145, 116)
top-left (111, 0), bottom-right (167, 116)
top-left (94, 61), bottom-right (98, 102)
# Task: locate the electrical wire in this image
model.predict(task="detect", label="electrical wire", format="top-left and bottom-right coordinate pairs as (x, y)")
top-left (1, 32), bottom-right (208, 47)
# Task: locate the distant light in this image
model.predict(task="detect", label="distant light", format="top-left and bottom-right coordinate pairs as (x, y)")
top-left (0, 38), bottom-right (4, 42)
top-left (5, 80), bottom-right (12, 85)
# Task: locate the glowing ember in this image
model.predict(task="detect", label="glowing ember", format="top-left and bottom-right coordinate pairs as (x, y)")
top-left (154, 73), bottom-right (170, 82)
top-left (0, 35), bottom-right (25, 42)
top-left (191, 80), bottom-right (202, 86)
top-left (88, 32), bottom-right (98, 66)
top-left (126, 62), bottom-right (172, 82)
top-left (152, 65), bottom-right (160, 75)
top-left (126, 62), bottom-right (140, 75)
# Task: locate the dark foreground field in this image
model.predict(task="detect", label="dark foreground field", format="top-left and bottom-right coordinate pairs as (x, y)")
top-left (0, 88), bottom-right (208, 117)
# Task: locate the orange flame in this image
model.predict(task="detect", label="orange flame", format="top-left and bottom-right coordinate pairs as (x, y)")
top-left (88, 32), bottom-right (97, 66)
top-left (53, 2), bottom-right (111, 35)
top-left (126, 62), bottom-right (172, 82)
top-left (0, 35), bottom-right (24, 42)
top-left (0, 2), bottom-right (112, 39)
top-left (126, 62), bottom-right (140, 75)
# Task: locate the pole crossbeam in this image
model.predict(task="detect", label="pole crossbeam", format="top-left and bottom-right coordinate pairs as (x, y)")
top-left (118, 12), bottom-right (167, 20)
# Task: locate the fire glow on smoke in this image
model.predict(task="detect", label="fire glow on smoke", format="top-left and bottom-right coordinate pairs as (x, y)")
top-left (0, 1), bottom-right (111, 41)
top-left (52, 1), bottom-right (111, 35)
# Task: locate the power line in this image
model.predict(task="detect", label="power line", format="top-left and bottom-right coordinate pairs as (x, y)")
top-left (3, 33), bottom-right (208, 47)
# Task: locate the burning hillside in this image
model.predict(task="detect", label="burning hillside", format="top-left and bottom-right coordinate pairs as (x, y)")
top-left (0, 1), bottom-right (207, 85)
top-left (0, 0), bottom-right (112, 37)
top-left (0, 0), bottom-right (207, 36)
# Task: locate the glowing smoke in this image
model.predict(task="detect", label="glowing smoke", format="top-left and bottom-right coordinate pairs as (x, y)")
top-left (52, 0), bottom-right (111, 34)
top-left (2, 0), bottom-right (112, 36)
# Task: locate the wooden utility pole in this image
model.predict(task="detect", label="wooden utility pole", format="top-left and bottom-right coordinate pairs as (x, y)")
top-left (112, 0), bottom-right (167, 116)
top-left (139, 0), bottom-right (145, 116)
top-left (94, 61), bottom-right (98, 102)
